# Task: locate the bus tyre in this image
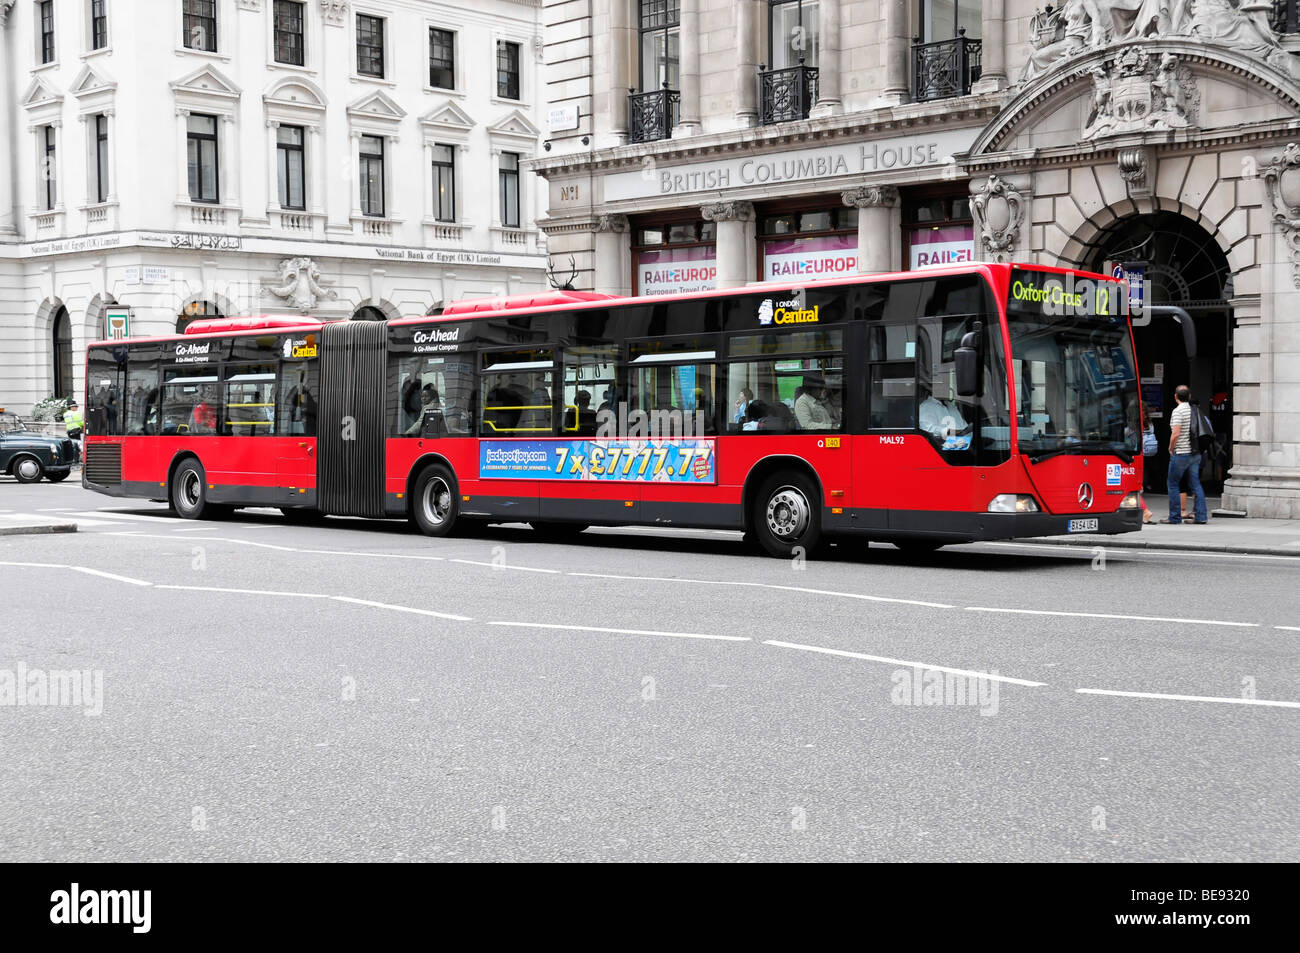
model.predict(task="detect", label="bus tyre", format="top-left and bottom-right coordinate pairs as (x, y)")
top-left (171, 459), bottom-right (212, 520)
top-left (412, 464), bottom-right (459, 537)
top-left (45, 470), bottom-right (72, 483)
top-left (12, 455), bottom-right (44, 484)
top-left (753, 471), bottom-right (822, 559)
top-left (280, 506), bottom-right (325, 524)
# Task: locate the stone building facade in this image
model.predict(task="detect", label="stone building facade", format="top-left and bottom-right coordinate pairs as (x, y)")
top-left (0, 0), bottom-right (548, 415)
top-left (530, 0), bottom-right (1300, 518)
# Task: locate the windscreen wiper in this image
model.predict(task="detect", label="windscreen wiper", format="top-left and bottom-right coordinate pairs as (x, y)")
top-left (1024, 442), bottom-right (1134, 465)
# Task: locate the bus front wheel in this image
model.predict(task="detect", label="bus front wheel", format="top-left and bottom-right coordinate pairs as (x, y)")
top-left (412, 464), bottom-right (459, 537)
top-left (752, 471), bottom-right (822, 559)
top-left (171, 459), bottom-right (212, 520)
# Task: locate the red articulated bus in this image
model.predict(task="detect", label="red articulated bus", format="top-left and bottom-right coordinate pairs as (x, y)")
top-left (83, 262), bottom-right (1144, 556)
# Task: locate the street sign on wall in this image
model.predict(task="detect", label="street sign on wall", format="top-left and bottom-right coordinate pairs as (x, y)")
top-left (105, 307), bottom-right (131, 340)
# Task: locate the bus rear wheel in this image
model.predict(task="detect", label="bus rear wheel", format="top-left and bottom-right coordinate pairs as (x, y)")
top-left (752, 471), bottom-right (822, 558)
top-left (171, 459), bottom-right (213, 520)
top-left (412, 464), bottom-right (459, 537)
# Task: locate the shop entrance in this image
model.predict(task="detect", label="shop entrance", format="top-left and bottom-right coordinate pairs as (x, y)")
top-left (1084, 212), bottom-right (1234, 494)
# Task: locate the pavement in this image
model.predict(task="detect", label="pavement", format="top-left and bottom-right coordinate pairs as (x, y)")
top-left (1, 478), bottom-right (1297, 862)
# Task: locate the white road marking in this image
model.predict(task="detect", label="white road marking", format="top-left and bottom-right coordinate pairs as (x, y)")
top-left (1076, 688), bottom-right (1300, 709)
top-left (565, 572), bottom-right (953, 609)
top-left (1276, 625), bottom-right (1300, 632)
top-left (156, 585), bottom-right (329, 598)
top-left (451, 558), bottom-right (559, 573)
top-left (488, 620), bottom-right (748, 642)
top-left (0, 560), bottom-right (69, 569)
top-left (964, 606), bottom-right (1258, 628)
top-left (763, 639), bottom-right (1048, 686)
top-left (65, 510), bottom-right (181, 524)
top-left (332, 596), bottom-right (471, 621)
top-left (69, 566), bottom-right (152, 586)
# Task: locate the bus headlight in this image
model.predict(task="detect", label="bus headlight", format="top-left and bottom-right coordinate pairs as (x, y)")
top-left (1119, 492), bottom-right (1141, 509)
top-left (988, 494), bottom-right (1040, 513)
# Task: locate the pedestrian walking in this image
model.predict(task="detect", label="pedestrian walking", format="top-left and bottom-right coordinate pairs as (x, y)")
top-left (1160, 385), bottom-right (1208, 524)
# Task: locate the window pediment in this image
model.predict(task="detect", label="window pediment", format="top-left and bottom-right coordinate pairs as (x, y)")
top-left (420, 100), bottom-right (475, 145)
top-left (487, 108), bottom-right (540, 148)
top-left (347, 90), bottom-right (407, 123)
top-left (170, 65), bottom-right (243, 108)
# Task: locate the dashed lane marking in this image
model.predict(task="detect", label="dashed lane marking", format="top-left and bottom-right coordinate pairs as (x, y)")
top-left (488, 621), bottom-right (748, 642)
top-left (964, 606), bottom-right (1258, 628)
top-left (565, 572), bottom-right (954, 609)
top-left (763, 640), bottom-right (1049, 687)
top-left (69, 566), bottom-right (152, 586)
top-left (1076, 688), bottom-right (1300, 709)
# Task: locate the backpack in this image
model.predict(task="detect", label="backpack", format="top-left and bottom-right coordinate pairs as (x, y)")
top-left (1187, 404), bottom-right (1214, 454)
top-left (1142, 428), bottom-right (1158, 457)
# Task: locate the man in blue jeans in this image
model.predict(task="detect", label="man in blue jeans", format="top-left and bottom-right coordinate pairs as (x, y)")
top-left (1162, 384), bottom-right (1208, 524)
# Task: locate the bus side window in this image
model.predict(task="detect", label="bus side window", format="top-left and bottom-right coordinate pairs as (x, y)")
top-left (868, 362), bottom-right (916, 430)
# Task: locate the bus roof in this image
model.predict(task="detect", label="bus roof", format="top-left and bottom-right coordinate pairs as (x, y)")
top-left (183, 315), bottom-right (327, 334)
top-left (439, 290), bottom-right (617, 315)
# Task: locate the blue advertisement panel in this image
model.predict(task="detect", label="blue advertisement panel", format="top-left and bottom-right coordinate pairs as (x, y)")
top-left (480, 439), bottom-right (716, 484)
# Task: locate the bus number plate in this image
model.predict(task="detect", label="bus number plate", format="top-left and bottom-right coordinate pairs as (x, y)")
top-left (1067, 518), bottom-right (1099, 533)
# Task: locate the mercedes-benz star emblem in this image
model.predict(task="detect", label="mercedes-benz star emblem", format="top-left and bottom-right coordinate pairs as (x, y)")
top-left (1078, 482), bottom-right (1094, 510)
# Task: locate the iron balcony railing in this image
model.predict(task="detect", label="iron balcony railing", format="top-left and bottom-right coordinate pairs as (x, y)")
top-left (627, 85), bottom-right (680, 144)
top-left (1273, 0), bottom-right (1299, 33)
top-left (912, 30), bottom-right (982, 102)
top-left (758, 60), bottom-right (819, 124)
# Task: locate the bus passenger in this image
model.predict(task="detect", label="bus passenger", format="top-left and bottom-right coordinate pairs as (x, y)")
top-left (190, 389), bottom-right (217, 434)
top-left (794, 375), bottom-right (833, 430)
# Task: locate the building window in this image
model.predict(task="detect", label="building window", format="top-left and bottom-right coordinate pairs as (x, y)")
top-left (913, 0), bottom-right (982, 101)
top-left (631, 217), bottom-right (717, 296)
top-left (499, 151), bottom-right (520, 228)
top-left (177, 299), bottom-right (222, 335)
top-left (919, 0), bottom-right (981, 43)
top-left (496, 40), bottom-right (520, 100)
top-left (273, 0), bottom-right (304, 66)
top-left (90, 0), bottom-right (108, 50)
top-left (432, 143), bottom-right (455, 222)
top-left (183, 0), bottom-right (217, 52)
top-left (757, 205), bottom-right (856, 282)
top-left (41, 125), bottom-right (57, 210)
top-left (39, 0), bottom-right (55, 63)
top-left (768, 0), bottom-right (819, 69)
top-left (429, 27), bottom-right (454, 89)
top-left (277, 124), bottom-right (305, 210)
top-left (903, 192), bottom-right (976, 269)
top-left (638, 0), bottom-right (680, 91)
top-left (359, 134), bottom-right (384, 217)
top-left (356, 13), bottom-right (385, 77)
top-left (53, 306), bottom-right (73, 400)
top-left (186, 113), bottom-right (219, 204)
top-left (94, 114), bottom-right (109, 204)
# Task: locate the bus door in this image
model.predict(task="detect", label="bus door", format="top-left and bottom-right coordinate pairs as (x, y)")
top-left (316, 321), bottom-right (386, 518)
top-left (470, 348), bottom-right (552, 521)
top-left (276, 341), bottom-right (319, 503)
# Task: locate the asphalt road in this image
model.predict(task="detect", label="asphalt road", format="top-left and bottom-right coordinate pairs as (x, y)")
top-left (2, 478), bottom-right (1297, 862)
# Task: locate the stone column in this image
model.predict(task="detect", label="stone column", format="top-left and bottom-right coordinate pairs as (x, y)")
top-left (0, 1), bottom-right (17, 235)
top-left (221, 114), bottom-right (240, 211)
top-left (971, 0), bottom-right (1008, 94)
top-left (842, 186), bottom-right (899, 274)
top-left (734, 0), bottom-right (760, 127)
top-left (104, 110), bottom-right (118, 202)
top-left (308, 125), bottom-right (324, 215)
top-left (874, 0), bottom-right (910, 108)
top-left (176, 109), bottom-right (192, 203)
top-left (267, 120), bottom-right (281, 210)
top-left (702, 201), bottom-right (756, 289)
top-left (810, 0), bottom-right (841, 118)
top-left (674, 0), bottom-right (701, 137)
top-left (609, 0), bottom-right (632, 141)
top-left (592, 214), bottom-right (632, 296)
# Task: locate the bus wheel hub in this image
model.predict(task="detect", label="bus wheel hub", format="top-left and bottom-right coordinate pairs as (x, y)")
top-left (767, 488), bottom-right (809, 539)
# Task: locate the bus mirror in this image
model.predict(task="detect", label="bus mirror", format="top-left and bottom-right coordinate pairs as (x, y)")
top-left (955, 333), bottom-right (980, 398)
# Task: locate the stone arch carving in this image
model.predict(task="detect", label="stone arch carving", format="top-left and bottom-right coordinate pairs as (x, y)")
top-left (970, 41), bottom-right (1300, 159)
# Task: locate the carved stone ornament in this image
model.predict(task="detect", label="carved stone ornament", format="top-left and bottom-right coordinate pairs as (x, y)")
top-left (1261, 142), bottom-right (1300, 289)
top-left (1021, 0), bottom-right (1288, 84)
top-left (840, 186), bottom-right (900, 209)
top-left (0, 0), bottom-right (14, 28)
top-left (700, 201), bottom-right (755, 223)
top-left (319, 0), bottom-right (349, 26)
top-left (1082, 49), bottom-right (1199, 141)
top-left (970, 174), bottom-right (1025, 261)
top-left (1116, 145), bottom-right (1154, 198)
top-left (264, 257), bottom-right (337, 311)
top-left (595, 213), bottom-right (630, 234)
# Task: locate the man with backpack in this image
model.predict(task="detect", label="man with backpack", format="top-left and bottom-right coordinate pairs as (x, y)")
top-left (1161, 385), bottom-right (1208, 524)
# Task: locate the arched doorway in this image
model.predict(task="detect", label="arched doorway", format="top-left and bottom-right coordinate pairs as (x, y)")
top-left (52, 306), bottom-right (73, 400)
top-left (351, 305), bottom-right (388, 321)
top-left (1083, 211), bottom-right (1234, 493)
top-left (177, 299), bottom-right (224, 334)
